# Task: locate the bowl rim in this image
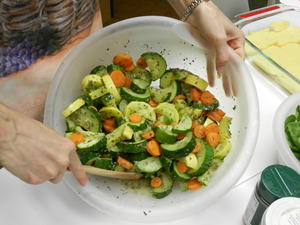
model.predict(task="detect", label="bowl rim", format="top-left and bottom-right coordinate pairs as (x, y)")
top-left (44, 16), bottom-right (260, 222)
top-left (273, 92), bottom-right (300, 172)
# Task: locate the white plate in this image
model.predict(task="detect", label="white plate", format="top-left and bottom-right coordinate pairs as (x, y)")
top-left (44, 16), bottom-right (259, 223)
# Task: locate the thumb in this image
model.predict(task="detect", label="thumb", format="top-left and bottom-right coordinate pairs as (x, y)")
top-left (214, 40), bottom-right (229, 74)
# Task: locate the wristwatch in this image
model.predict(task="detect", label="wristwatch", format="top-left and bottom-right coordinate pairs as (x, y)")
top-left (181, 0), bottom-right (210, 22)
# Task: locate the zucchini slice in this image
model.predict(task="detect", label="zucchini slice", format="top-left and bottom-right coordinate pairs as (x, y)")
top-left (62, 98), bottom-right (85, 118)
top-left (219, 117), bottom-right (232, 141)
top-left (120, 87), bottom-right (151, 102)
top-left (131, 79), bottom-right (150, 94)
top-left (94, 158), bottom-right (114, 170)
top-left (184, 74), bottom-right (208, 91)
top-left (106, 124), bottom-right (134, 147)
top-left (88, 86), bottom-right (109, 100)
top-left (159, 69), bottom-right (176, 88)
top-left (173, 114), bottom-right (192, 134)
top-left (134, 157), bottom-right (162, 173)
top-left (192, 101), bottom-right (219, 111)
top-left (107, 64), bottom-right (125, 73)
top-left (99, 106), bottom-right (123, 120)
top-left (198, 158), bottom-right (223, 186)
top-left (127, 117), bottom-right (147, 131)
top-left (160, 156), bottom-right (172, 172)
top-left (155, 125), bottom-right (177, 144)
top-left (90, 65), bottom-right (108, 76)
top-left (68, 106), bottom-right (101, 133)
top-left (150, 87), bottom-right (171, 104)
top-left (155, 102), bottom-right (179, 125)
top-left (152, 172), bottom-right (174, 199)
top-left (78, 151), bottom-right (101, 164)
top-left (127, 67), bottom-right (152, 82)
top-left (81, 74), bottom-right (103, 94)
top-left (124, 101), bottom-right (156, 122)
top-left (172, 162), bottom-right (191, 181)
top-left (102, 75), bottom-right (121, 103)
top-left (214, 139), bottom-right (231, 159)
top-left (117, 140), bottom-right (147, 153)
top-left (76, 133), bottom-right (107, 153)
top-left (161, 132), bottom-right (196, 158)
top-left (118, 99), bottom-right (128, 113)
top-left (141, 52), bottom-right (167, 81)
top-left (187, 141), bottom-right (214, 176)
top-left (100, 93), bottom-right (116, 107)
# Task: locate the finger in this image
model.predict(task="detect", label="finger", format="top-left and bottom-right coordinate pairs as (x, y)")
top-left (222, 71), bottom-right (231, 97)
top-left (206, 52), bottom-right (216, 86)
top-left (49, 172), bottom-right (65, 184)
top-left (69, 150), bottom-right (88, 186)
top-left (215, 40), bottom-right (229, 74)
top-left (228, 38), bottom-right (245, 58)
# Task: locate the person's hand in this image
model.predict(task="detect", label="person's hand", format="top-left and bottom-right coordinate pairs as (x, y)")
top-left (187, 1), bottom-right (245, 76)
top-left (0, 104), bottom-right (87, 185)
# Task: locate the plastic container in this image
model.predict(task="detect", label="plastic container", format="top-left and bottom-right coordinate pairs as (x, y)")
top-left (261, 197), bottom-right (300, 225)
top-left (273, 92), bottom-right (300, 174)
top-left (44, 16), bottom-right (259, 223)
top-left (235, 4), bottom-right (300, 94)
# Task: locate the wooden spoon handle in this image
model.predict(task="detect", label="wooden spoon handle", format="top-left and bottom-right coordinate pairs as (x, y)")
top-left (82, 165), bottom-right (143, 180)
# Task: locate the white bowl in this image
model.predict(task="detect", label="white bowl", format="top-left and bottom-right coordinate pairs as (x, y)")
top-left (44, 16), bottom-right (259, 223)
top-left (273, 92), bottom-right (300, 174)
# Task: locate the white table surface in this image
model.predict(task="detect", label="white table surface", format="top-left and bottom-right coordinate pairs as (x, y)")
top-left (0, 61), bottom-right (288, 225)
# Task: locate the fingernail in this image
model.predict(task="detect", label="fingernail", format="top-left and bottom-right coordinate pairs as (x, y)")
top-left (217, 66), bottom-right (224, 74)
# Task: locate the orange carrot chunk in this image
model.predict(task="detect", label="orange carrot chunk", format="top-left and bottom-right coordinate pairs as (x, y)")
top-left (187, 178), bottom-right (202, 191)
top-left (141, 130), bottom-right (155, 140)
top-left (117, 156), bottom-right (133, 170)
top-left (206, 132), bottom-right (221, 148)
top-left (192, 121), bottom-right (199, 129)
top-left (103, 118), bottom-right (116, 133)
top-left (173, 94), bottom-right (186, 103)
top-left (129, 113), bottom-right (142, 124)
top-left (176, 161), bottom-right (189, 173)
top-left (205, 123), bottom-right (219, 135)
top-left (190, 87), bottom-right (201, 102)
top-left (70, 133), bottom-right (85, 145)
top-left (192, 141), bottom-right (202, 153)
top-left (200, 90), bottom-right (216, 106)
top-left (149, 99), bottom-right (158, 107)
top-left (207, 110), bottom-right (223, 123)
top-left (125, 64), bottom-right (135, 72)
top-left (113, 53), bottom-right (133, 68)
top-left (177, 133), bottom-right (186, 140)
top-left (124, 76), bottom-right (132, 88)
top-left (193, 124), bottom-right (206, 139)
top-left (110, 70), bottom-right (126, 87)
top-left (152, 121), bottom-right (166, 129)
top-left (146, 139), bottom-right (161, 157)
top-left (151, 177), bottom-right (162, 188)
top-left (136, 57), bottom-right (147, 68)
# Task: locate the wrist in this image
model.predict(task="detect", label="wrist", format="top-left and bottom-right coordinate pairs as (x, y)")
top-left (181, 0), bottom-right (211, 22)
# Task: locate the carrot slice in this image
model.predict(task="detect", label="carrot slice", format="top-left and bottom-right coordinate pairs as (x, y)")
top-left (214, 108), bottom-right (225, 117)
top-left (103, 118), bottom-right (116, 133)
top-left (176, 161), bottom-right (189, 173)
top-left (200, 90), bottom-right (216, 106)
top-left (125, 64), bottom-right (135, 72)
top-left (129, 113), bottom-right (142, 124)
top-left (110, 70), bottom-right (126, 87)
top-left (190, 87), bottom-right (201, 102)
top-left (151, 177), bottom-right (162, 188)
top-left (152, 121), bottom-right (166, 128)
top-left (205, 123), bottom-right (219, 135)
top-left (136, 57), bottom-right (147, 68)
top-left (141, 130), bottom-right (155, 140)
top-left (70, 133), bottom-right (85, 145)
top-left (149, 99), bottom-right (158, 107)
top-left (206, 132), bottom-right (221, 148)
top-left (117, 156), bottom-right (133, 170)
top-left (173, 94), bottom-right (186, 103)
top-left (192, 141), bottom-right (202, 153)
top-left (146, 139), bottom-right (161, 157)
top-left (207, 110), bottom-right (223, 122)
top-left (193, 124), bottom-right (206, 138)
top-left (187, 178), bottom-right (202, 191)
top-left (177, 133), bottom-right (186, 140)
top-left (192, 121), bottom-right (199, 129)
top-left (124, 76), bottom-right (132, 88)
top-left (113, 53), bottom-right (133, 68)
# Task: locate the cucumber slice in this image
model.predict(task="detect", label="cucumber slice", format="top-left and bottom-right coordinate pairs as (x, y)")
top-left (77, 133), bottom-right (107, 153)
top-left (127, 67), bottom-right (152, 82)
top-left (155, 102), bottom-right (179, 125)
top-left (134, 157), bottom-right (162, 173)
top-left (78, 151), bottom-right (101, 164)
top-left (172, 162), bottom-right (191, 181)
top-left (160, 156), bottom-right (172, 172)
top-left (184, 74), bottom-right (208, 91)
top-left (90, 65), bottom-right (108, 76)
top-left (173, 69), bottom-right (193, 80)
top-left (192, 101), bottom-right (219, 111)
top-left (157, 115), bottom-right (172, 124)
top-left (65, 118), bottom-right (76, 132)
top-left (152, 172), bottom-right (174, 199)
top-left (161, 132), bottom-right (196, 158)
top-left (94, 158), bottom-right (114, 170)
top-left (159, 69), bottom-right (176, 88)
top-left (106, 124), bottom-right (134, 147)
top-left (187, 141), bottom-right (214, 176)
top-left (99, 106), bottom-right (123, 120)
top-left (219, 117), bottom-right (232, 141)
top-left (81, 74), bottom-right (103, 94)
top-left (198, 158), bottom-right (223, 186)
top-left (107, 64), bottom-right (125, 73)
top-left (123, 152), bottom-right (150, 162)
top-left (214, 139), bottom-right (231, 159)
top-left (118, 99), bottom-right (128, 113)
top-left (180, 153), bottom-right (198, 169)
top-left (166, 81), bottom-right (180, 102)
top-left (124, 101), bottom-right (156, 122)
top-left (127, 117), bottom-right (147, 131)
top-left (173, 114), bottom-right (192, 134)
top-left (131, 79), bottom-right (150, 94)
top-left (141, 52), bottom-right (167, 81)
top-left (155, 125), bottom-right (177, 144)
top-left (62, 98), bottom-right (85, 118)
top-left (117, 140), bottom-right (147, 153)
top-left (150, 87), bottom-right (171, 103)
top-left (68, 106), bottom-right (101, 133)
top-left (102, 75), bottom-right (121, 103)
top-left (120, 87), bottom-right (150, 102)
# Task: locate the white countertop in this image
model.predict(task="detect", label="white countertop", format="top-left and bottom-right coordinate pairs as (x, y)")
top-left (0, 61), bottom-right (288, 225)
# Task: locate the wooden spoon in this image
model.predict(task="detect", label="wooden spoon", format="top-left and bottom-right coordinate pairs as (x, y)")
top-left (82, 165), bottom-right (143, 180)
